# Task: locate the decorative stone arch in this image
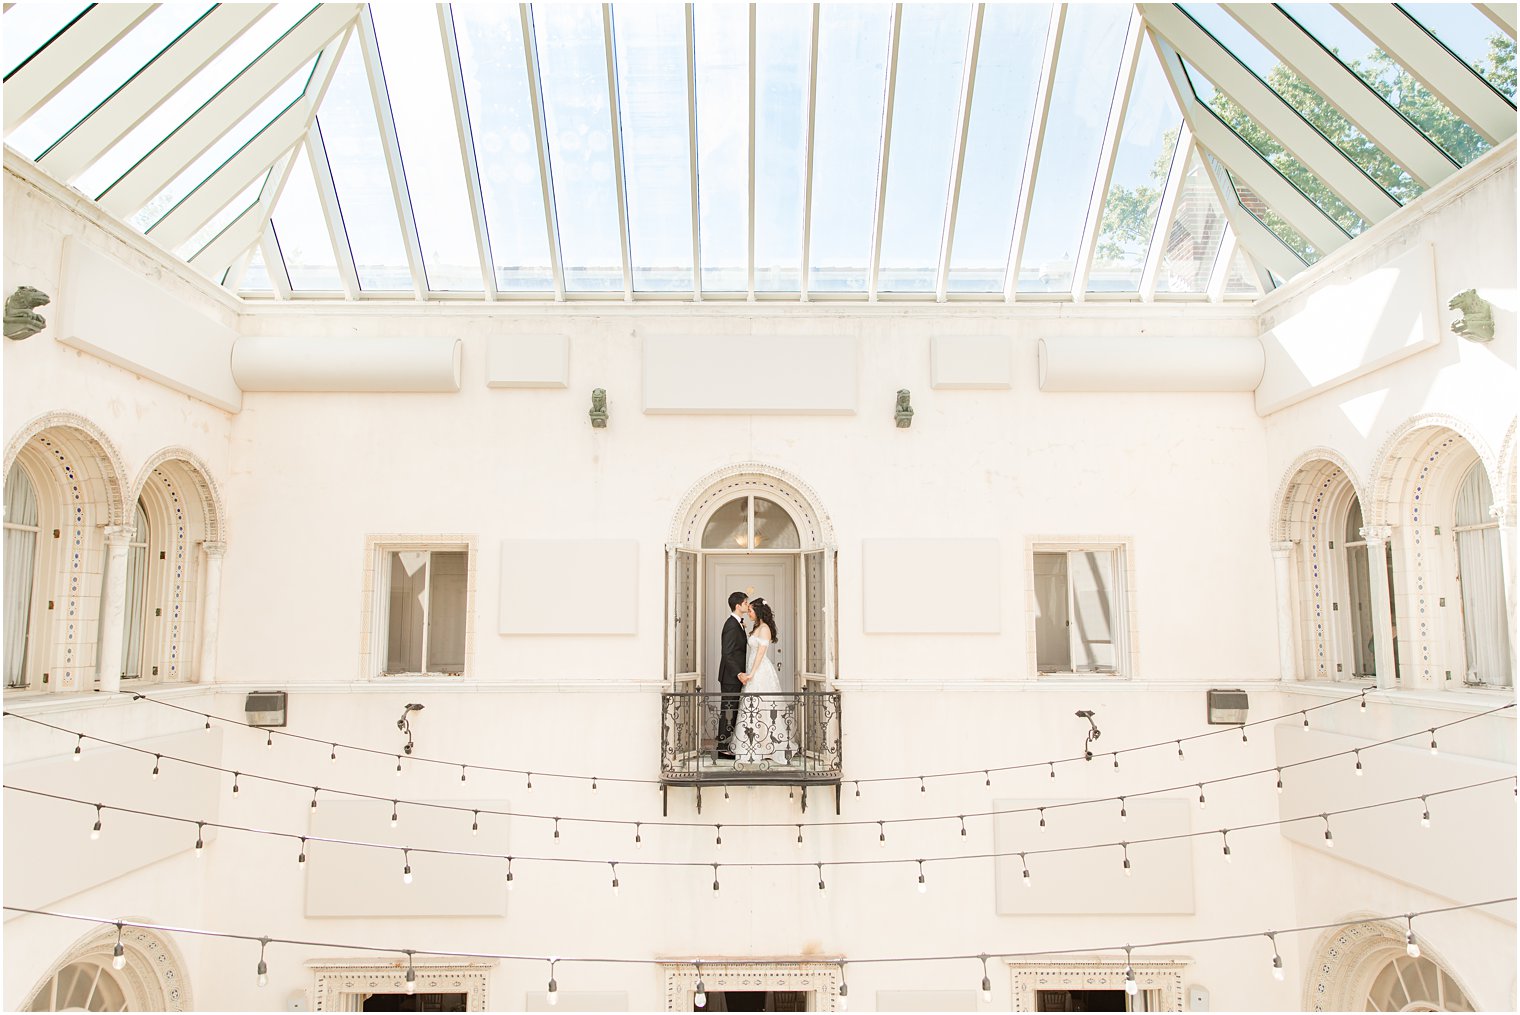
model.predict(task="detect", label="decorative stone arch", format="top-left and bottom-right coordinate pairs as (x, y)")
top-left (669, 463), bottom-right (834, 549)
top-left (1270, 447), bottom-right (1367, 543)
top-left (1301, 917), bottom-right (1475, 1012)
top-left (1495, 415), bottom-right (1518, 523)
top-left (1366, 413), bottom-right (1497, 530)
top-left (22, 922), bottom-right (192, 1011)
top-left (131, 447), bottom-right (227, 545)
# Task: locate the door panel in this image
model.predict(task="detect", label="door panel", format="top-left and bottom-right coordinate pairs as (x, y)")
top-left (704, 556), bottom-right (796, 693)
top-left (674, 548), bottom-right (699, 692)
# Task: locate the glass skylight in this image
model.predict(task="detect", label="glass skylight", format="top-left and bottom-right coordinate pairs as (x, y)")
top-left (1400, 4), bottom-right (1517, 101)
top-left (3, 3), bottom-right (90, 77)
top-left (1156, 150), bottom-right (1226, 294)
top-left (1223, 245), bottom-right (1261, 297)
top-left (693, 3), bottom-right (747, 293)
top-left (241, 244), bottom-right (273, 292)
top-left (271, 145), bottom-right (342, 290)
top-left (1219, 160), bottom-right (1318, 266)
top-left (752, 4), bottom-right (810, 292)
top-left (177, 175), bottom-right (264, 263)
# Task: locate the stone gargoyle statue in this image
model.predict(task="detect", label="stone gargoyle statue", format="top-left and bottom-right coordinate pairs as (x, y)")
top-left (1448, 289), bottom-right (1494, 343)
top-left (589, 387), bottom-right (609, 428)
top-left (894, 389), bottom-right (914, 428)
top-left (5, 286), bottom-right (50, 341)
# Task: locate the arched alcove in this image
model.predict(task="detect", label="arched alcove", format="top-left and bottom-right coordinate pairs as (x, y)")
top-left (1302, 917), bottom-right (1476, 1012)
top-left (22, 924), bottom-right (191, 1011)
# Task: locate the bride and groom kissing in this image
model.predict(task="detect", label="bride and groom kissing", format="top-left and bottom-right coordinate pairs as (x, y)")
top-left (715, 591), bottom-right (789, 765)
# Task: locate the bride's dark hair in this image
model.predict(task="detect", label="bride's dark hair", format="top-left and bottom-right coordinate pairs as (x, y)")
top-left (749, 598), bottom-right (779, 643)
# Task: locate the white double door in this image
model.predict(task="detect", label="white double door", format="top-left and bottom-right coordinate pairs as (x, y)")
top-left (703, 554), bottom-right (797, 695)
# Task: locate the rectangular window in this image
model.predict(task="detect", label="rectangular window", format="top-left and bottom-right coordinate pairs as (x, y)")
top-left (1033, 546), bottom-right (1127, 675)
top-left (381, 548), bottom-right (469, 676)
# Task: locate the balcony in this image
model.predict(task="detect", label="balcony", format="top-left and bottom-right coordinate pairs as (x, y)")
top-left (659, 691), bottom-right (842, 813)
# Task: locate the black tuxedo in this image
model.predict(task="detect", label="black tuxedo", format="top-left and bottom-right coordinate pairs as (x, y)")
top-left (716, 614), bottom-right (747, 750)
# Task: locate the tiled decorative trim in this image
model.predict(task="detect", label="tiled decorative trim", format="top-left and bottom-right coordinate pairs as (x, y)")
top-left (1008, 958), bottom-right (1186, 1011)
top-left (669, 463), bottom-right (835, 547)
top-left (309, 958), bottom-right (493, 1011)
top-left (22, 923), bottom-right (191, 1011)
top-left (659, 961), bottom-right (843, 1012)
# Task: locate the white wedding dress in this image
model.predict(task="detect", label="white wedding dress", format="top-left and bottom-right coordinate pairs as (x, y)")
top-left (734, 631), bottom-right (790, 765)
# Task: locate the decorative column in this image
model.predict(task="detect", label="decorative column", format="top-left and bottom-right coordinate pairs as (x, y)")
top-left (1270, 541), bottom-right (1299, 682)
top-left (95, 525), bottom-right (134, 693)
top-left (196, 541), bottom-right (226, 684)
top-left (1360, 525), bottom-right (1397, 691)
top-left (1494, 502), bottom-right (1516, 683)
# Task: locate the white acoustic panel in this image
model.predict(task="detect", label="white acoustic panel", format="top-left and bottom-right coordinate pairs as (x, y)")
top-left (993, 797), bottom-right (1195, 914)
top-left (877, 990), bottom-right (979, 1011)
top-left (931, 334), bottom-right (1012, 389)
top-left (485, 333), bottom-right (569, 388)
top-left (642, 334), bottom-right (858, 414)
top-left (305, 799), bottom-right (510, 917)
top-left (499, 540), bottom-right (638, 635)
top-left (232, 335), bottom-right (462, 392)
top-left (1256, 243), bottom-right (1439, 414)
top-left (53, 237), bottom-right (242, 411)
top-left (862, 539), bottom-right (1001, 633)
top-left (1038, 336), bottom-right (1265, 392)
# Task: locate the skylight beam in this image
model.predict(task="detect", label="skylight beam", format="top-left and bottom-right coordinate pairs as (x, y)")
top-left (1072, 12), bottom-right (1144, 302)
top-left (746, 4), bottom-right (758, 300)
top-left (189, 148), bottom-right (295, 279)
top-left (357, 6), bottom-right (426, 299)
top-left (1223, 3), bottom-right (1457, 189)
top-left (1476, 4), bottom-right (1517, 37)
top-left (601, 5), bottom-right (633, 301)
top-left (438, 5), bottom-right (496, 300)
top-left (1138, 126), bottom-right (1193, 301)
top-left (1334, 4), bottom-right (1515, 144)
top-left (1195, 137), bottom-right (1309, 281)
top-left (684, 5), bottom-right (701, 302)
top-left (98, 4), bottom-right (362, 220)
top-left (521, 4), bottom-right (566, 302)
top-left (39, 4), bottom-right (273, 185)
top-left (1207, 228), bottom-right (1236, 302)
top-left (3, 4), bottom-right (153, 133)
top-left (934, 4), bottom-right (984, 304)
top-left (1002, 5), bottom-right (1065, 302)
top-left (798, 5), bottom-right (820, 303)
top-left (1141, 3), bottom-right (1399, 225)
top-left (866, 4), bottom-right (904, 302)
top-left (258, 225), bottom-right (292, 300)
top-left (304, 127), bottom-right (360, 299)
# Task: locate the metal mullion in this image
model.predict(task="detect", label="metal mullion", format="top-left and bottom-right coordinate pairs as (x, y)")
top-left (189, 147), bottom-right (298, 279)
top-left (1072, 11), bottom-right (1144, 301)
top-left (521, 4), bottom-right (566, 302)
top-left (40, 4), bottom-right (274, 184)
top-left (1141, 3), bottom-right (1400, 225)
top-left (1138, 125), bottom-right (1193, 301)
top-left (3, 4), bottom-right (154, 132)
top-left (1206, 227), bottom-right (1236, 303)
top-left (866, 3), bottom-right (903, 302)
top-left (356, 5), bottom-right (427, 299)
top-left (1476, 4), bottom-right (1517, 37)
top-left (1003, 4), bottom-right (1066, 302)
top-left (260, 226), bottom-right (292, 300)
top-left (438, 5), bottom-right (497, 300)
top-left (799, 5), bottom-right (820, 302)
top-left (935, 4), bottom-right (983, 303)
top-left (1195, 138), bottom-right (1308, 282)
top-left (98, 4), bottom-right (362, 218)
top-left (685, 4), bottom-right (701, 302)
top-left (601, 5), bottom-right (634, 301)
top-left (746, 4), bottom-right (757, 300)
top-left (1224, 4), bottom-right (1455, 189)
top-left (305, 126), bottom-right (361, 300)
top-left (1334, 3), bottom-right (1515, 144)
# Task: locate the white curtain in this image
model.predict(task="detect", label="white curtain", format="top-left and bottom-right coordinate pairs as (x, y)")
top-left (1034, 552), bottom-right (1070, 672)
top-left (120, 501), bottom-right (149, 679)
top-left (1070, 550), bottom-right (1118, 672)
top-left (4, 464), bottom-right (39, 688)
top-left (1455, 465), bottom-right (1511, 687)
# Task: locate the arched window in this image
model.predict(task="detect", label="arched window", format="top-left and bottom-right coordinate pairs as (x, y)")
top-left (4, 462), bottom-right (40, 689)
top-left (1454, 462), bottom-right (1511, 687)
top-left (1341, 498), bottom-right (1396, 682)
top-left (700, 496), bottom-right (800, 549)
top-left (1364, 953), bottom-right (1474, 1012)
top-left (24, 960), bottom-right (129, 1011)
top-left (120, 500), bottom-right (149, 681)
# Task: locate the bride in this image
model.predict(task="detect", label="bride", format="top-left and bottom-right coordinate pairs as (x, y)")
top-left (734, 598), bottom-right (790, 765)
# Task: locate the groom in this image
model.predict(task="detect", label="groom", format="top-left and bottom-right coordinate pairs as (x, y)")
top-left (716, 591), bottom-right (749, 760)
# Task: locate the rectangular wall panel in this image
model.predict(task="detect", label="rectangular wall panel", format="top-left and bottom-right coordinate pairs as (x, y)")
top-left (862, 539), bottom-right (1001, 633)
top-left (485, 333), bottom-right (570, 388)
top-left (642, 334), bottom-right (859, 414)
top-left (931, 335), bottom-right (1012, 389)
top-left (499, 540), bottom-right (639, 635)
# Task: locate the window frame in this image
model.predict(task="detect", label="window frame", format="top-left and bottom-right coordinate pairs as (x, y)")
top-left (1027, 537), bottom-right (1137, 679)
top-left (3, 460), bottom-right (45, 692)
top-left (361, 534), bottom-right (476, 680)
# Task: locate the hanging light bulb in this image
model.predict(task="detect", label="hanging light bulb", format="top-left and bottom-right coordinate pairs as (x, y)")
top-left (878, 822), bottom-right (886, 848)
top-left (471, 811), bottom-right (480, 836)
top-left (1118, 798), bottom-right (1127, 823)
top-left (796, 824), bottom-right (804, 849)
top-left (553, 818), bottom-right (561, 844)
top-left (1359, 690), bottom-right (1367, 712)
top-left (1302, 712), bottom-right (1310, 731)
top-left (634, 823), bottom-right (643, 848)
top-left (1112, 753), bottom-right (1120, 771)
top-left (1405, 916), bottom-right (1420, 957)
top-left (1268, 932), bottom-right (1284, 981)
top-left (979, 955), bottom-right (993, 1002)
top-left (1354, 751), bottom-right (1363, 776)
top-left (298, 838), bottom-right (307, 866)
top-left (405, 952), bottom-right (417, 995)
top-left (527, 772), bottom-right (534, 792)
top-left (231, 773), bottom-right (240, 798)
top-left (610, 863), bottom-right (620, 896)
top-left (256, 937), bottom-right (270, 988)
top-left (1420, 797), bottom-right (1431, 829)
top-left (1020, 853), bottom-right (1031, 888)
top-left (816, 863), bottom-right (826, 896)
top-left (194, 822), bottom-right (205, 857)
top-left (838, 962), bottom-right (849, 1011)
top-left (1221, 830), bottom-right (1232, 863)
top-left (545, 959), bottom-right (557, 1006)
top-left (505, 857), bottom-right (515, 891)
top-left (959, 816), bottom-right (968, 837)
top-left (1048, 762), bottom-right (1055, 780)
top-left (390, 802), bottom-right (399, 828)
top-left (712, 864), bottom-right (721, 893)
top-left (714, 825), bottom-right (723, 849)
top-left (151, 756), bottom-right (161, 780)
top-left (1322, 814), bottom-right (1335, 848)
top-left (73, 735), bottom-right (83, 762)
top-left (91, 804), bottom-right (103, 841)
top-left (919, 776), bottom-right (926, 794)
top-left (984, 771), bottom-right (991, 787)
top-left (916, 860), bottom-right (928, 893)
top-left (111, 924), bottom-right (126, 970)
top-left (460, 765), bottom-right (468, 784)
top-left (395, 756), bottom-right (403, 777)
top-left (1176, 740), bottom-right (1185, 761)
top-left (1123, 947), bottom-right (1138, 997)
top-left (1121, 843), bottom-right (1132, 877)
top-left (204, 717), bottom-right (212, 733)
top-left (265, 731), bottom-right (273, 749)
top-left (591, 776), bottom-right (598, 792)
top-left (402, 850), bottom-right (413, 885)
top-left (854, 781), bottom-right (861, 798)
top-left (1428, 731), bottom-right (1438, 756)
top-left (1275, 769), bottom-right (1284, 795)
top-left (1038, 808), bottom-right (1047, 832)
top-left (1197, 785), bottom-right (1207, 809)
top-left (330, 744), bottom-right (338, 763)
top-left (694, 963), bottom-right (706, 1009)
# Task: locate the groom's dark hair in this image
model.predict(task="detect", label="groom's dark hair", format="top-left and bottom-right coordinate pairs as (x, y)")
top-left (728, 591), bottom-right (748, 610)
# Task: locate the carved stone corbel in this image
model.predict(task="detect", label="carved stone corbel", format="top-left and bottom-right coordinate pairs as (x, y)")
top-left (5, 286), bottom-right (50, 341)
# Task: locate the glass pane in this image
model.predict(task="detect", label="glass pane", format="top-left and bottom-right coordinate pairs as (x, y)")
top-left (426, 551), bottom-right (467, 674)
top-left (534, 4), bottom-right (623, 292)
top-left (6, 4), bottom-right (213, 160)
top-left (1183, 55), bottom-right (1367, 236)
top-left (876, 4), bottom-right (972, 293)
top-left (451, 5), bottom-right (554, 293)
top-left (808, 4), bottom-right (892, 293)
top-left (371, 3), bottom-right (482, 291)
top-left (946, 3), bottom-right (1050, 292)
top-left (1016, 3), bottom-right (1130, 293)
top-left (135, 56), bottom-right (317, 233)
top-left (613, 6), bottom-right (693, 292)
top-left (1090, 46), bottom-right (1181, 293)
top-left (4, 461), bottom-right (39, 528)
top-left (1070, 550), bottom-right (1117, 672)
top-left (175, 174), bottom-right (263, 262)
top-left (1034, 551), bottom-right (1070, 673)
top-left (386, 551), bottom-right (428, 674)
top-left (702, 498), bottom-right (749, 549)
top-left (1179, 3), bottom-right (1423, 204)
top-left (1347, 542), bottom-right (1375, 679)
top-left (241, 245), bottom-right (272, 291)
top-left (1279, 4), bottom-right (1492, 165)
top-left (1222, 246), bottom-right (1261, 297)
top-left (271, 147), bottom-right (341, 290)
top-left (1156, 151), bottom-right (1226, 294)
top-left (1400, 4), bottom-right (1517, 102)
top-left (74, 4), bottom-right (317, 199)
top-left (121, 502), bottom-right (149, 681)
top-left (753, 498), bottom-right (800, 550)
top-left (316, 43), bottom-right (411, 291)
top-left (753, 3), bottom-right (810, 291)
top-left (1221, 160), bottom-right (1319, 265)
top-left (693, 3), bottom-right (748, 292)
top-left (3, 3), bottom-right (90, 77)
